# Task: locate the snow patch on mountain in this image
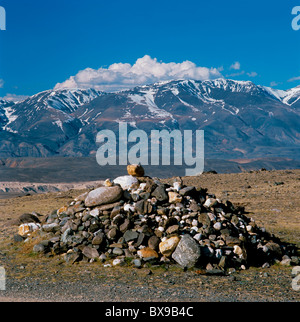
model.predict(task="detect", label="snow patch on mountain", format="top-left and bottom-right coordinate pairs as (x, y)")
top-left (129, 88), bottom-right (174, 119)
top-left (3, 105), bottom-right (18, 133)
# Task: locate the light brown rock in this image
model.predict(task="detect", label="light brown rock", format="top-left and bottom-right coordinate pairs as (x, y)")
top-left (168, 191), bottom-right (182, 204)
top-left (18, 223), bottom-right (41, 237)
top-left (159, 236), bottom-right (180, 257)
top-left (127, 164), bottom-right (145, 177)
top-left (137, 247), bottom-right (159, 260)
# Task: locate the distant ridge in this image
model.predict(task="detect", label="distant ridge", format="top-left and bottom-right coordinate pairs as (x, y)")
top-left (0, 79), bottom-right (299, 160)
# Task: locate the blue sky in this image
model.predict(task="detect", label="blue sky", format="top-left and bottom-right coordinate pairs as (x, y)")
top-left (0, 0), bottom-right (300, 99)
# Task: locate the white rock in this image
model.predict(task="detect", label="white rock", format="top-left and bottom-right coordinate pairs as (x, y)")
top-left (124, 204), bottom-right (135, 212)
top-left (173, 182), bottom-right (181, 191)
top-left (213, 222), bottom-right (222, 230)
top-left (193, 233), bottom-right (202, 241)
top-left (204, 199), bottom-right (212, 207)
top-left (112, 258), bottom-right (124, 266)
top-left (113, 175), bottom-right (139, 191)
top-left (192, 219), bottom-right (198, 227)
top-left (90, 208), bottom-right (99, 218)
top-left (246, 225), bottom-right (253, 232)
top-left (280, 258), bottom-right (291, 266)
top-left (103, 264), bottom-right (112, 267)
top-left (18, 223), bottom-right (41, 237)
top-left (215, 249), bottom-right (222, 259)
top-left (139, 183), bottom-right (147, 191)
top-left (155, 216), bottom-right (162, 222)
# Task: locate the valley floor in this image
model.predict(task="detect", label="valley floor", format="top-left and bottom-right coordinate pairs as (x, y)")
top-left (0, 169), bottom-right (299, 302)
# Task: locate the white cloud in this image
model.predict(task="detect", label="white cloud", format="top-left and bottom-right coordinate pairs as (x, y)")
top-left (54, 55), bottom-right (223, 92)
top-left (0, 93), bottom-right (29, 102)
top-left (230, 61), bottom-right (241, 70)
top-left (270, 81), bottom-right (281, 87)
top-left (0, 79), bottom-right (4, 88)
top-left (247, 72), bottom-right (258, 77)
top-left (226, 71), bottom-right (245, 78)
top-left (288, 76), bottom-right (300, 82)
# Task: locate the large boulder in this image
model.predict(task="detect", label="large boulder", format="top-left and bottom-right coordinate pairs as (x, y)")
top-left (172, 235), bottom-right (201, 268)
top-left (84, 186), bottom-right (123, 207)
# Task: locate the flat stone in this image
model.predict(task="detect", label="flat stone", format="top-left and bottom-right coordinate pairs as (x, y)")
top-left (123, 230), bottom-right (139, 242)
top-left (82, 246), bottom-right (99, 259)
top-left (112, 247), bottom-right (124, 256)
top-left (42, 223), bottom-right (59, 233)
top-left (166, 225), bottom-right (179, 235)
top-left (33, 243), bottom-right (45, 254)
top-left (98, 201), bottom-right (123, 211)
top-left (64, 251), bottom-right (81, 264)
top-left (225, 236), bottom-right (242, 246)
top-left (137, 247), bottom-right (159, 261)
top-left (85, 186), bottom-right (123, 207)
top-left (179, 186), bottom-right (196, 196)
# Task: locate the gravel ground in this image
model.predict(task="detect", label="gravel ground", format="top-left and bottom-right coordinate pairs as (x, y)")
top-left (0, 169), bottom-right (299, 302)
top-left (0, 258), bottom-right (299, 302)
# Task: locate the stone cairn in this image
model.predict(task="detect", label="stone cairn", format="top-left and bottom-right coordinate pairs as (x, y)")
top-left (18, 164), bottom-right (298, 272)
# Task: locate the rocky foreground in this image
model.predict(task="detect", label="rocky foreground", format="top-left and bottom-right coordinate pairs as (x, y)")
top-left (16, 165), bottom-right (299, 273)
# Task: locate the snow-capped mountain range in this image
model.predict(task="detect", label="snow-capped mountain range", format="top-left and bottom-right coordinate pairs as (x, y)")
top-left (0, 79), bottom-right (299, 160)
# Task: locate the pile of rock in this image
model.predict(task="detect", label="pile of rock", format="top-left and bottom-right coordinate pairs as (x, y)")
top-left (18, 165), bottom-right (299, 272)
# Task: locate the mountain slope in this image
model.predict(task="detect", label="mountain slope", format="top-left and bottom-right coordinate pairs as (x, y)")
top-left (0, 89), bottom-right (103, 157)
top-left (0, 79), bottom-right (299, 160)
